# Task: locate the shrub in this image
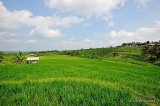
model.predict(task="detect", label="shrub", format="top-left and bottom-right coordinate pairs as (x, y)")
top-left (112, 52), bottom-right (119, 58)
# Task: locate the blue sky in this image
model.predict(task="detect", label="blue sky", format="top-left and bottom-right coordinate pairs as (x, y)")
top-left (0, 0), bottom-right (160, 51)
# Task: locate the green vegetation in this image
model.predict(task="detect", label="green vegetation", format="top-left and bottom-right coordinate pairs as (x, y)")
top-left (0, 52), bottom-right (4, 63)
top-left (60, 47), bottom-right (118, 59)
top-left (142, 44), bottom-right (160, 66)
top-left (13, 51), bottom-right (25, 64)
top-left (0, 46), bottom-right (160, 105)
top-left (1, 80), bottom-right (142, 106)
top-left (112, 52), bottom-right (119, 58)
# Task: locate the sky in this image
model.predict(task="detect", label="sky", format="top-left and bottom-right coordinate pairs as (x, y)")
top-left (0, 0), bottom-right (160, 51)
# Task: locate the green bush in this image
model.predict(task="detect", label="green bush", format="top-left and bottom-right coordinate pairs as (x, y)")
top-left (112, 52), bottom-right (119, 58)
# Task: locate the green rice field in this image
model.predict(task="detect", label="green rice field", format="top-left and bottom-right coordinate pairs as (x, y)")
top-left (0, 47), bottom-right (160, 106)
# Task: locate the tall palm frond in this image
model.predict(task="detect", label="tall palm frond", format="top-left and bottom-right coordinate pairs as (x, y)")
top-left (13, 51), bottom-right (25, 64)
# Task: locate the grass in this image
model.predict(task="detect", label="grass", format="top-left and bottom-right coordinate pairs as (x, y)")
top-left (1, 80), bottom-right (143, 106)
top-left (0, 46), bottom-right (160, 105)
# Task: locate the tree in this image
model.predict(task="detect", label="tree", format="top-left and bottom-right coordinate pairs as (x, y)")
top-left (142, 44), bottom-right (160, 64)
top-left (13, 51), bottom-right (25, 64)
top-left (141, 45), bottom-right (149, 55)
top-left (0, 52), bottom-right (4, 63)
top-left (146, 41), bottom-right (150, 44)
top-left (91, 53), bottom-right (96, 59)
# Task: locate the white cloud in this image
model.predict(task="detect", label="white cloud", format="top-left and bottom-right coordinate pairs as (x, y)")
top-left (103, 14), bottom-right (116, 27)
top-left (0, 31), bottom-right (17, 38)
top-left (50, 16), bottom-right (84, 27)
top-left (45, 0), bottom-right (125, 27)
top-left (45, 0), bottom-right (153, 27)
top-left (4, 39), bottom-right (22, 43)
top-left (60, 38), bottom-right (107, 50)
top-left (0, 1), bottom-right (33, 30)
top-left (30, 15), bottom-right (84, 27)
top-left (45, 0), bottom-right (126, 17)
top-left (3, 39), bottom-right (37, 44)
top-left (0, 1), bottom-right (84, 30)
top-left (135, 0), bottom-right (150, 7)
top-left (29, 26), bottom-right (62, 38)
top-left (25, 40), bottom-right (37, 43)
top-left (82, 38), bottom-right (92, 44)
top-left (83, 23), bottom-right (92, 27)
top-left (107, 21), bottom-right (160, 46)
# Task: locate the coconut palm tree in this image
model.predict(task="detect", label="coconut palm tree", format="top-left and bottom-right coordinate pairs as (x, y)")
top-left (13, 51), bottom-right (25, 64)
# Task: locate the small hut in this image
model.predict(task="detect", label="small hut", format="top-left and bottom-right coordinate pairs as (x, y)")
top-left (26, 57), bottom-right (39, 63)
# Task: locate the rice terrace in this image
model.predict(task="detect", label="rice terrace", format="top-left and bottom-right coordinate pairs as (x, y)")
top-left (0, 0), bottom-right (160, 106)
top-left (1, 44), bottom-right (160, 106)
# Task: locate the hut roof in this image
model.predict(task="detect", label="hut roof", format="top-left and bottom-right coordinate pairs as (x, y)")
top-left (26, 57), bottom-right (39, 61)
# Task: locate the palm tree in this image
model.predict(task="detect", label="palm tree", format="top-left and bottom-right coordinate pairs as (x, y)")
top-left (13, 51), bottom-right (25, 64)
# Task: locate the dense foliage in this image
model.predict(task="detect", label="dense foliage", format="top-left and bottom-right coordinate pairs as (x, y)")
top-left (142, 44), bottom-right (160, 65)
